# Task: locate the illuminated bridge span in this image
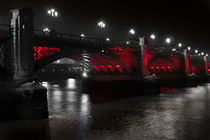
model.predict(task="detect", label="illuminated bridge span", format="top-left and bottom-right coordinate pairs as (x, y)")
top-left (0, 7), bottom-right (209, 84)
top-left (33, 29), bottom-right (141, 78)
top-left (1, 7), bottom-right (210, 120)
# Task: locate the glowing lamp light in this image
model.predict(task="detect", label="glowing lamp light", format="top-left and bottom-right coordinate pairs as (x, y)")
top-left (195, 49), bottom-right (198, 53)
top-left (187, 46), bottom-right (191, 51)
top-left (43, 27), bottom-right (50, 32)
top-left (129, 28), bottom-right (135, 35)
top-left (126, 41), bottom-right (130, 44)
top-left (98, 21), bottom-right (106, 28)
top-left (115, 65), bottom-right (120, 68)
top-left (201, 52), bottom-right (204, 55)
top-left (106, 38), bottom-right (110, 41)
top-left (150, 34), bottom-right (156, 39)
top-left (206, 54), bottom-right (208, 56)
top-left (178, 43), bottom-right (182, 47)
top-left (54, 11), bottom-right (58, 17)
top-left (82, 72), bottom-right (88, 78)
top-left (108, 65), bottom-right (112, 68)
top-left (47, 8), bottom-right (59, 17)
top-left (80, 33), bottom-right (85, 37)
top-left (166, 38), bottom-right (171, 44)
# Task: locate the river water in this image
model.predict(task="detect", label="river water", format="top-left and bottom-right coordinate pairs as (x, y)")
top-left (1, 78), bottom-right (210, 140)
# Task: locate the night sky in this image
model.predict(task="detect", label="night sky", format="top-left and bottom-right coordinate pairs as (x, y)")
top-left (0, 0), bottom-right (210, 53)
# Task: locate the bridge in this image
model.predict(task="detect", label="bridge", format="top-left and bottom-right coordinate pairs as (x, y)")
top-left (0, 7), bottom-right (209, 120)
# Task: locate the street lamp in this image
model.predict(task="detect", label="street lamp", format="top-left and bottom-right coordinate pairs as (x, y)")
top-left (106, 38), bottom-right (110, 41)
top-left (43, 27), bottom-right (50, 32)
top-left (195, 49), bottom-right (198, 54)
top-left (187, 46), bottom-right (191, 51)
top-left (178, 43), bottom-right (182, 47)
top-left (97, 21), bottom-right (106, 39)
top-left (98, 21), bottom-right (106, 28)
top-left (206, 54), bottom-right (208, 56)
top-left (47, 8), bottom-right (59, 32)
top-left (150, 34), bottom-right (156, 40)
top-left (80, 33), bottom-right (85, 37)
top-left (126, 41), bottom-right (130, 44)
top-left (201, 52), bottom-right (204, 55)
top-left (47, 8), bottom-right (58, 17)
top-left (166, 37), bottom-right (171, 44)
top-left (129, 28), bottom-right (135, 35)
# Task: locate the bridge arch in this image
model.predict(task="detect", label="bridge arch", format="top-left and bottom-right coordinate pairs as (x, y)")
top-left (33, 46), bottom-right (133, 75)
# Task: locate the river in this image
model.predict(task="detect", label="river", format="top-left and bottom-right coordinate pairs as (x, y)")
top-left (1, 78), bottom-right (210, 140)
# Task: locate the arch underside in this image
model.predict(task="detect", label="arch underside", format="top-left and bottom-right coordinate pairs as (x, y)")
top-left (33, 46), bottom-right (141, 75)
top-left (147, 53), bottom-right (185, 75)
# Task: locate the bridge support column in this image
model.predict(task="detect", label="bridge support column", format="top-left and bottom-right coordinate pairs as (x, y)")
top-left (0, 8), bottom-right (49, 120)
top-left (10, 7), bottom-right (35, 80)
top-left (183, 49), bottom-right (198, 86)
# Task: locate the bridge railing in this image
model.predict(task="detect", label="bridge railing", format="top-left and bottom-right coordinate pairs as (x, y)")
top-left (34, 29), bottom-right (139, 49)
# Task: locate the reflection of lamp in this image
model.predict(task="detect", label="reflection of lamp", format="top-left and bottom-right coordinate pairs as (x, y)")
top-left (67, 78), bottom-right (76, 89)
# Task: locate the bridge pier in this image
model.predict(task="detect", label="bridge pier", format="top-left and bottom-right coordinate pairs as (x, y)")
top-left (0, 8), bottom-right (48, 120)
top-left (0, 82), bottom-right (48, 120)
top-left (10, 7), bottom-right (35, 80)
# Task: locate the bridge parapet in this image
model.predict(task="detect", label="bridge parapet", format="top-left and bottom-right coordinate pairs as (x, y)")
top-left (34, 29), bottom-right (138, 49)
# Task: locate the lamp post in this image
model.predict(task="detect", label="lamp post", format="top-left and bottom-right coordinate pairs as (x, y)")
top-left (97, 20), bottom-right (106, 39)
top-left (165, 37), bottom-right (171, 50)
top-left (47, 8), bottom-right (59, 30)
top-left (43, 27), bottom-right (50, 35)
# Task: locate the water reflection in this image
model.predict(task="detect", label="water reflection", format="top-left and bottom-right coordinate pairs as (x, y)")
top-left (67, 78), bottom-right (76, 90)
top-left (79, 94), bottom-right (92, 139)
top-left (1, 79), bottom-right (210, 140)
